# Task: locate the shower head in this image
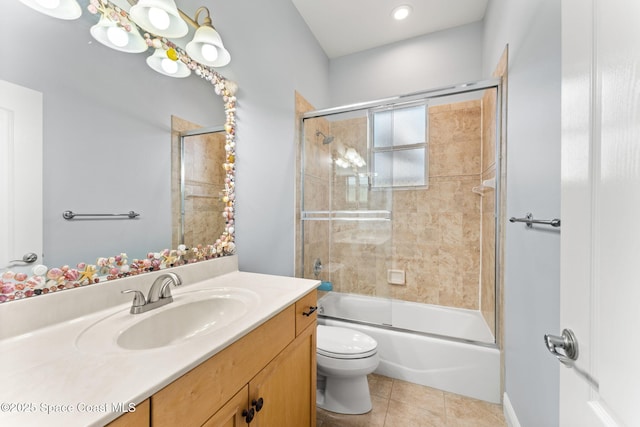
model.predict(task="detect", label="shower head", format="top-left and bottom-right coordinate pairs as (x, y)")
top-left (316, 130), bottom-right (335, 145)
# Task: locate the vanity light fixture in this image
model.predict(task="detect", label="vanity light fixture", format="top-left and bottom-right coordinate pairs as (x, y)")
top-left (184, 7), bottom-right (231, 67)
top-left (18, 0), bottom-right (81, 20)
top-left (146, 48), bottom-right (192, 78)
top-left (129, 0), bottom-right (189, 38)
top-left (391, 5), bottom-right (412, 21)
top-left (19, 0), bottom-right (232, 76)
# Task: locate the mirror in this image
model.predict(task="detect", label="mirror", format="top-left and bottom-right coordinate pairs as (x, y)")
top-left (0, 1), bottom-right (236, 303)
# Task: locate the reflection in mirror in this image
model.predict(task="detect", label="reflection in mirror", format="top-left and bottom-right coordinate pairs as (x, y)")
top-left (0, 1), bottom-right (237, 304)
top-left (171, 117), bottom-right (227, 248)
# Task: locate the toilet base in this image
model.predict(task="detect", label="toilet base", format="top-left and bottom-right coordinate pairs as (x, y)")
top-left (317, 374), bottom-right (372, 415)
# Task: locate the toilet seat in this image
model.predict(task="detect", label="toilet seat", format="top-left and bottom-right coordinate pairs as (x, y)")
top-left (317, 325), bottom-right (377, 359)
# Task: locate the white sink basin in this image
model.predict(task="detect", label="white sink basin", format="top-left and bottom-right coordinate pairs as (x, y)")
top-left (76, 287), bottom-right (261, 352)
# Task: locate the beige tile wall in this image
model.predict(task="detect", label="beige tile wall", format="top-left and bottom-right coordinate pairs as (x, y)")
top-left (309, 102), bottom-right (485, 310)
top-left (481, 89), bottom-right (497, 332)
top-left (493, 46), bottom-right (508, 356)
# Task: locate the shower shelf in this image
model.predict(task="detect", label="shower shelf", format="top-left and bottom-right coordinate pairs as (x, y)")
top-left (301, 210), bottom-right (391, 221)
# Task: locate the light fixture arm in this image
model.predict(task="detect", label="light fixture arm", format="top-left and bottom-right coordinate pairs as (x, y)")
top-left (179, 6), bottom-right (214, 29)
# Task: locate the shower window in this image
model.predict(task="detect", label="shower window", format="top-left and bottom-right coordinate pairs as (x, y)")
top-left (370, 102), bottom-right (428, 188)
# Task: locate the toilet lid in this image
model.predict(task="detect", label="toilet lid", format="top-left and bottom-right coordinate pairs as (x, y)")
top-left (317, 325), bottom-right (377, 359)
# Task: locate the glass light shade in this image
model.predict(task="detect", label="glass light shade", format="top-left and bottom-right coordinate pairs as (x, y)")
top-left (148, 7), bottom-right (171, 30)
top-left (146, 48), bottom-right (191, 78)
top-left (185, 26), bottom-right (231, 67)
top-left (130, 0), bottom-right (188, 38)
top-left (18, 0), bottom-right (81, 20)
top-left (90, 16), bottom-right (148, 53)
top-left (201, 44), bottom-right (219, 62)
top-left (160, 58), bottom-right (178, 74)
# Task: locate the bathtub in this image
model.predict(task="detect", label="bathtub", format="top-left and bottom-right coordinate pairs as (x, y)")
top-left (317, 292), bottom-right (501, 403)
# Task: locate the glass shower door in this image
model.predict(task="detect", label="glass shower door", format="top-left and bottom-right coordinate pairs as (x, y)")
top-left (298, 79), bottom-right (501, 343)
top-left (301, 109), bottom-right (393, 327)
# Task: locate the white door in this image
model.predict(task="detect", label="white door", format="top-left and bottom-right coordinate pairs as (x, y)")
top-left (0, 80), bottom-right (43, 269)
top-left (559, 0), bottom-right (640, 425)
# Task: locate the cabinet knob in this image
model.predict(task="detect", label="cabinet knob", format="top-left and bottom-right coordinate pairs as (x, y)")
top-left (252, 397), bottom-right (264, 412)
top-left (242, 408), bottom-right (255, 423)
top-left (302, 306), bottom-right (317, 316)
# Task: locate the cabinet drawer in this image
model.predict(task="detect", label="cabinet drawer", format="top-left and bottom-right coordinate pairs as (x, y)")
top-left (295, 290), bottom-right (318, 336)
top-left (152, 305), bottom-right (296, 427)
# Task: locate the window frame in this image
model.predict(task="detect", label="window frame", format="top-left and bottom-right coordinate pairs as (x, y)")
top-left (368, 100), bottom-right (429, 189)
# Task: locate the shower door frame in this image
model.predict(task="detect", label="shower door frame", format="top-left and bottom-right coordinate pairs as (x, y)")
top-left (299, 78), bottom-right (503, 345)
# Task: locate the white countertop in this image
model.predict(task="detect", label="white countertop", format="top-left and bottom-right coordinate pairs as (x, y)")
top-left (0, 258), bottom-right (319, 426)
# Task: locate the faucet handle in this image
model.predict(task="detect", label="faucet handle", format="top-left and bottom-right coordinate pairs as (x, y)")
top-left (122, 289), bottom-right (146, 308)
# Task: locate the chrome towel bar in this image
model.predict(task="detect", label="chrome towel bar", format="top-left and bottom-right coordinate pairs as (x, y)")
top-left (63, 210), bottom-right (140, 220)
top-left (509, 212), bottom-right (560, 228)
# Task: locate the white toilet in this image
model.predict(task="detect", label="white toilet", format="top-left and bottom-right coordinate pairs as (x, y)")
top-left (316, 325), bottom-right (380, 414)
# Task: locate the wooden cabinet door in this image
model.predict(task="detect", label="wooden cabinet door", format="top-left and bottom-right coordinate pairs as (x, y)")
top-left (152, 306), bottom-right (295, 427)
top-left (202, 386), bottom-right (249, 427)
top-left (249, 324), bottom-right (316, 427)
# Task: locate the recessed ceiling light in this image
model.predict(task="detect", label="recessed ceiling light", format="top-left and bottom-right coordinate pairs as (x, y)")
top-left (392, 5), bottom-right (412, 21)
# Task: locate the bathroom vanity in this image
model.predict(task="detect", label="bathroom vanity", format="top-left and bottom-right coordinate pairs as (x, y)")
top-left (111, 290), bottom-right (316, 427)
top-left (0, 256), bottom-right (319, 427)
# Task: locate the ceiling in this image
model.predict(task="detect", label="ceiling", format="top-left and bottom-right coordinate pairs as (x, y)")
top-left (291, 0), bottom-right (490, 59)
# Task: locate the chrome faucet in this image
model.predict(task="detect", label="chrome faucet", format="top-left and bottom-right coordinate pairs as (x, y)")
top-left (122, 272), bottom-right (183, 314)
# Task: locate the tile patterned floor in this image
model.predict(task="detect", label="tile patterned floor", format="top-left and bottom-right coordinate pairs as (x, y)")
top-left (317, 374), bottom-right (507, 427)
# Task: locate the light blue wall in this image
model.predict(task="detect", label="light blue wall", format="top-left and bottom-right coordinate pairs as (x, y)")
top-left (211, 0), bottom-right (330, 276)
top-left (483, 1), bottom-right (561, 426)
top-left (329, 22), bottom-right (484, 105)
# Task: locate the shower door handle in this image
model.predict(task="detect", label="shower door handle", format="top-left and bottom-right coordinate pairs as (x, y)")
top-left (544, 329), bottom-right (579, 365)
